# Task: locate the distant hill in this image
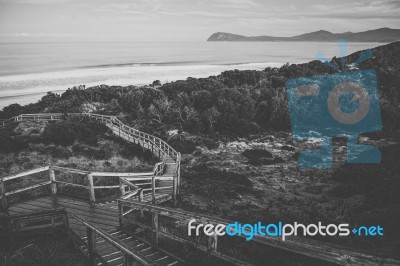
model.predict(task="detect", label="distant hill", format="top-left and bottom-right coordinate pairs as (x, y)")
top-left (207, 28), bottom-right (400, 42)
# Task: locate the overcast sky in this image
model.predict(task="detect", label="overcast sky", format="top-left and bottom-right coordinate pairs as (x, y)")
top-left (0, 0), bottom-right (399, 42)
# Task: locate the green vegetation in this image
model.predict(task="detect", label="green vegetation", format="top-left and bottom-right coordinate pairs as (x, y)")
top-left (1, 42), bottom-right (400, 259)
top-left (0, 119), bottom-right (156, 202)
top-left (0, 235), bottom-right (85, 266)
top-left (2, 42), bottom-right (400, 137)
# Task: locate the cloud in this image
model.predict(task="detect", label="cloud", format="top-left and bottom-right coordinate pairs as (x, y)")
top-left (0, 0), bottom-right (77, 3)
top-left (0, 33), bottom-right (79, 37)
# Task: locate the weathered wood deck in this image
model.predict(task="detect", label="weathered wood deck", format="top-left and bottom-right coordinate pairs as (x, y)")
top-left (2, 113), bottom-right (400, 266)
top-left (8, 195), bottom-right (119, 237)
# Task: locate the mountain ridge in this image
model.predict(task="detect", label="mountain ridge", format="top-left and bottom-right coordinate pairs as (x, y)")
top-left (207, 28), bottom-right (400, 42)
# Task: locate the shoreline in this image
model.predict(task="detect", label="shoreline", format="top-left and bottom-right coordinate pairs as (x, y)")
top-left (0, 62), bottom-right (282, 109)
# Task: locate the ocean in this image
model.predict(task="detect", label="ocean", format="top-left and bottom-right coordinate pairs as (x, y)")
top-left (0, 41), bottom-right (382, 108)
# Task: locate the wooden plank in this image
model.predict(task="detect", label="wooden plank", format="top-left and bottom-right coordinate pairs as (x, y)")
top-left (93, 185), bottom-right (120, 189)
top-left (35, 196), bottom-right (119, 214)
top-left (68, 212), bottom-right (154, 266)
top-left (13, 203), bottom-right (119, 227)
top-left (53, 166), bottom-right (89, 175)
top-left (14, 197), bottom-right (118, 219)
top-left (56, 181), bottom-right (89, 189)
top-left (5, 181), bottom-right (51, 196)
top-left (91, 172), bottom-right (153, 177)
top-left (2, 166), bottom-right (50, 181)
top-left (18, 200), bottom-right (119, 225)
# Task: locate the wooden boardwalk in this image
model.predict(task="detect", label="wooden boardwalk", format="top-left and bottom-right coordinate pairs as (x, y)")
top-left (8, 195), bottom-right (119, 237)
top-left (6, 196), bottom-right (187, 266)
top-left (2, 114), bottom-right (400, 266)
top-left (1, 113), bottom-right (185, 265)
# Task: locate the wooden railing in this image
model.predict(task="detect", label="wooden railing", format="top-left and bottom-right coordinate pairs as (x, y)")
top-left (118, 199), bottom-right (252, 266)
top-left (1, 113), bottom-right (180, 163)
top-left (0, 165), bottom-right (172, 209)
top-left (0, 113), bottom-right (64, 126)
top-left (0, 112), bottom-right (181, 206)
top-left (117, 200), bottom-right (400, 266)
top-left (84, 113), bottom-right (180, 163)
top-left (0, 208), bottom-right (68, 236)
top-left (68, 212), bottom-right (155, 266)
top-left (0, 208), bottom-right (155, 266)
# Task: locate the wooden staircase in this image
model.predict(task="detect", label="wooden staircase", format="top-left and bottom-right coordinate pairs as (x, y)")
top-left (79, 229), bottom-right (184, 266)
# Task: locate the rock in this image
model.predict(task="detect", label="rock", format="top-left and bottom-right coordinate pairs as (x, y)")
top-left (242, 149), bottom-right (273, 160)
top-left (281, 145), bottom-right (295, 152)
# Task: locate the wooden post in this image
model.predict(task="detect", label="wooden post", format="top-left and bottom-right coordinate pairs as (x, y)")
top-left (124, 254), bottom-right (135, 266)
top-left (87, 173), bottom-right (95, 203)
top-left (49, 167), bottom-right (57, 195)
top-left (86, 227), bottom-right (97, 266)
top-left (207, 231), bottom-right (218, 253)
top-left (177, 156), bottom-right (181, 194)
top-left (0, 179), bottom-right (7, 210)
top-left (151, 175), bottom-right (156, 204)
top-left (139, 191), bottom-right (144, 219)
top-left (119, 180), bottom-right (126, 197)
top-left (152, 212), bottom-right (159, 246)
top-left (62, 211), bottom-right (70, 233)
top-left (118, 203), bottom-right (124, 229)
top-left (173, 171), bottom-right (178, 207)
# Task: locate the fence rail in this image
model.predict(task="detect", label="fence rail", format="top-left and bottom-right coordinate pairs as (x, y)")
top-left (0, 208), bottom-right (68, 236)
top-left (0, 165), bottom-right (173, 209)
top-left (1, 112), bottom-right (180, 162)
top-left (68, 212), bottom-right (155, 266)
top-left (0, 112), bottom-right (181, 206)
top-left (0, 208), bottom-right (155, 266)
top-left (117, 200), bottom-right (400, 266)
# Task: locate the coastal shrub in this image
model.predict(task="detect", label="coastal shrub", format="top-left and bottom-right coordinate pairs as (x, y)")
top-left (0, 132), bottom-right (26, 152)
top-left (46, 145), bottom-right (73, 159)
top-left (42, 121), bottom-right (108, 146)
top-left (71, 143), bottom-right (109, 160)
top-left (184, 165), bottom-right (253, 200)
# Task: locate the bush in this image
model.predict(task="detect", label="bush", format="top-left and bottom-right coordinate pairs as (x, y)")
top-left (0, 132), bottom-right (26, 153)
top-left (46, 145), bottom-right (73, 159)
top-left (72, 143), bottom-right (109, 160)
top-left (42, 120), bottom-right (108, 146)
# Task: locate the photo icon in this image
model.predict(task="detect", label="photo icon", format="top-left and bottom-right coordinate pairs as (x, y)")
top-left (286, 69), bottom-right (382, 168)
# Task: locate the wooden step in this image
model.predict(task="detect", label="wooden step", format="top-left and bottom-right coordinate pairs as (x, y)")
top-left (90, 229), bottom-right (185, 266)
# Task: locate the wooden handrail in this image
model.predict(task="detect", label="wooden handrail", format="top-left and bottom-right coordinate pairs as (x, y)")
top-left (0, 112), bottom-right (179, 160)
top-left (118, 200), bottom-right (400, 266)
top-left (4, 208), bottom-right (68, 234)
top-left (68, 212), bottom-right (155, 266)
top-left (0, 112), bottom-right (181, 208)
top-left (91, 172), bottom-right (153, 177)
top-left (2, 166), bottom-right (50, 181)
top-left (0, 164), bottom-right (174, 208)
